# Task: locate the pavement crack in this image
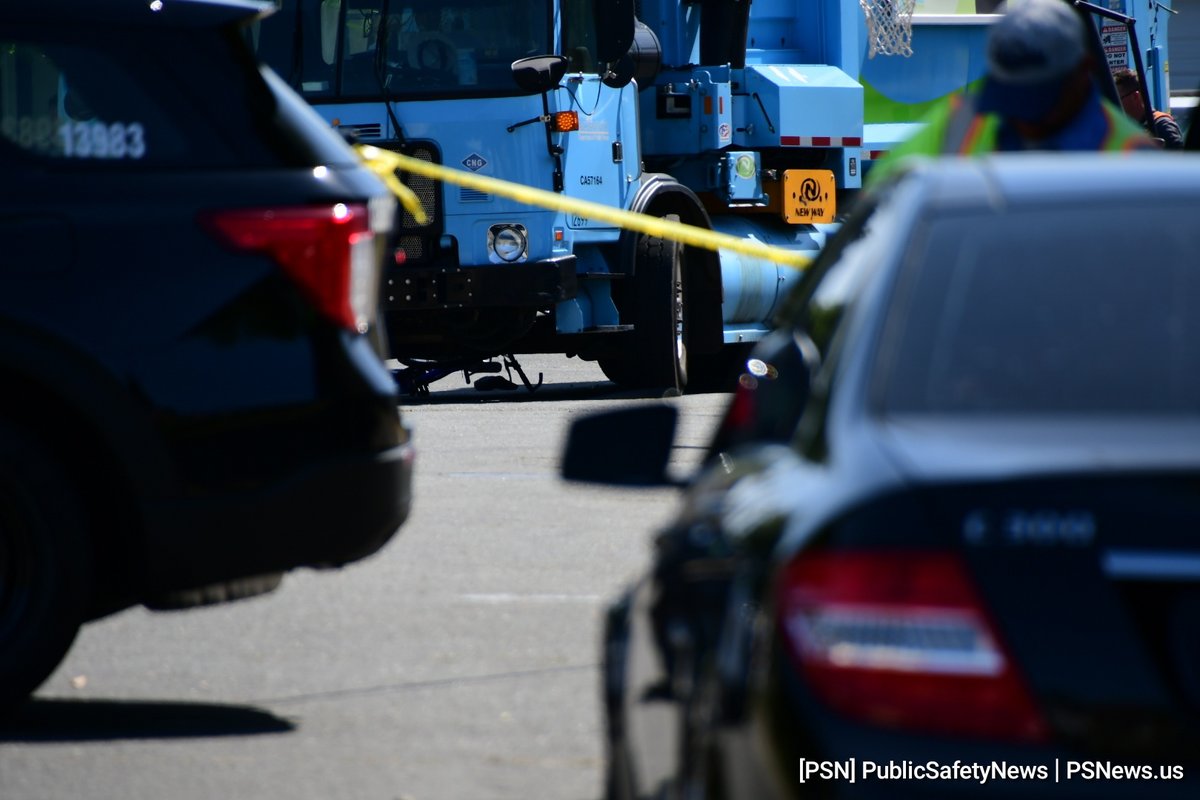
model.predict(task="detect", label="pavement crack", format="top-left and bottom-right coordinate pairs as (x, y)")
top-left (259, 663), bottom-right (598, 707)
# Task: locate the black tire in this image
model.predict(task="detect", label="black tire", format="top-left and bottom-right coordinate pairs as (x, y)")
top-left (601, 218), bottom-right (687, 393)
top-left (605, 739), bottom-right (637, 800)
top-left (0, 420), bottom-right (92, 716)
top-left (676, 669), bottom-right (726, 800)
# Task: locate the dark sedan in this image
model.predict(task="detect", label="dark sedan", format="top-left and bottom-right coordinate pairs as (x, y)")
top-left (564, 153), bottom-right (1200, 799)
top-left (1, 0), bottom-right (413, 714)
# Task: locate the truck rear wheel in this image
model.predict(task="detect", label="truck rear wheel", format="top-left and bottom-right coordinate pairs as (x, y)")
top-left (0, 420), bottom-right (91, 716)
top-left (600, 219), bottom-right (687, 393)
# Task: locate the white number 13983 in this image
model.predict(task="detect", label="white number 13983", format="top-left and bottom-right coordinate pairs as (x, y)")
top-left (58, 121), bottom-right (146, 159)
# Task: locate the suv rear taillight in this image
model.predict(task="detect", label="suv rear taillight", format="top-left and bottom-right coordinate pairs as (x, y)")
top-left (777, 551), bottom-right (1046, 742)
top-left (203, 203), bottom-right (380, 333)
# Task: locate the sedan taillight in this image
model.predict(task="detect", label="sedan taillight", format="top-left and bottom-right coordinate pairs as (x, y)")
top-left (777, 551), bottom-right (1046, 742)
top-left (202, 203), bottom-right (379, 334)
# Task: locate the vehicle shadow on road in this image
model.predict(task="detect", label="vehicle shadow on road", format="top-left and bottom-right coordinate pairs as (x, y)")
top-left (399, 377), bottom-right (728, 406)
top-left (0, 698), bottom-right (294, 742)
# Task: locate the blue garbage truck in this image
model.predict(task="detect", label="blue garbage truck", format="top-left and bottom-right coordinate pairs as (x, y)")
top-left (249, 0), bottom-right (1171, 392)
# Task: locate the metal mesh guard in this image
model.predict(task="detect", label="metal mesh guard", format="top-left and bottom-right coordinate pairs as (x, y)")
top-left (860, 0), bottom-right (917, 58)
top-left (398, 145), bottom-right (438, 231)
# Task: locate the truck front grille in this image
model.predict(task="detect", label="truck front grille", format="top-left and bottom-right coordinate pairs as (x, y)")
top-left (384, 141), bottom-right (442, 265)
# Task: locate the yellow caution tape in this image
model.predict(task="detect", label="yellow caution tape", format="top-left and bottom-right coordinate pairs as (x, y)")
top-left (354, 144), bottom-right (429, 225)
top-left (368, 149), bottom-right (813, 271)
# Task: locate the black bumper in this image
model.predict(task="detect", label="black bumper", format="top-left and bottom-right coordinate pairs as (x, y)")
top-left (140, 438), bottom-right (414, 597)
top-left (383, 255), bottom-right (577, 310)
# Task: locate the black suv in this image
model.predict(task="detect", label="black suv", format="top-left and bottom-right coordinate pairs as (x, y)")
top-left (0, 0), bottom-right (414, 711)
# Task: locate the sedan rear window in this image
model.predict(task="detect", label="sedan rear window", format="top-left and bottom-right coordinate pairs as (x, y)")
top-left (878, 204), bottom-right (1200, 415)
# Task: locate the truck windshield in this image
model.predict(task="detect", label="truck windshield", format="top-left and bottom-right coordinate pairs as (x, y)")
top-left (249, 0), bottom-right (551, 99)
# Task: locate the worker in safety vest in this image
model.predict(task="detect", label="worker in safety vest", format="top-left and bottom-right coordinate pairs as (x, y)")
top-left (867, 0), bottom-right (1155, 188)
top-left (1112, 68), bottom-right (1184, 150)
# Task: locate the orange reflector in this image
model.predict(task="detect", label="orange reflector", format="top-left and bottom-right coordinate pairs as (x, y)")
top-left (552, 111), bottom-right (579, 132)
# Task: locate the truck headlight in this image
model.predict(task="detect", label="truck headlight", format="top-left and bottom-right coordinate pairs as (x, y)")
top-left (488, 224), bottom-right (528, 263)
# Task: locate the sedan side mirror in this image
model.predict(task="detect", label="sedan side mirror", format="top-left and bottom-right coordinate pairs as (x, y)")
top-left (561, 404), bottom-right (679, 487)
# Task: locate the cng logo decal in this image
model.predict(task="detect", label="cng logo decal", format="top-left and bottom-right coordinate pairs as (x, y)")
top-left (462, 153), bottom-right (488, 172)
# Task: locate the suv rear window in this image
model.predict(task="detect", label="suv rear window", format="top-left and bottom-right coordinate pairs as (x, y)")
top-left (0, 40), bottom-right (192, 164)
top-left (878, 204), bottom-right (1200, 415)
top-left (0, 26), bottom-right (323, 169)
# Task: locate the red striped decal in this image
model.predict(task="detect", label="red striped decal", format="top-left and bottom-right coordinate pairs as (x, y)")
top-left (783, 136), bottom-right (866, 147)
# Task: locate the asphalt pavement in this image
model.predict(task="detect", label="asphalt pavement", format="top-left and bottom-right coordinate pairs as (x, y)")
top-left (0, 353), bottom-right (728, 800)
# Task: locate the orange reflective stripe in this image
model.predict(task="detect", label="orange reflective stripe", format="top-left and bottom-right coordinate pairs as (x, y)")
top-left (941, 94), bottom-right (991, 154)
top-left (959, 116), bottom-right (989, 154)
top-left (1099, 104), bottom-right (1119, 150)
top-left (1100, 103), bottom-right (1147, 151)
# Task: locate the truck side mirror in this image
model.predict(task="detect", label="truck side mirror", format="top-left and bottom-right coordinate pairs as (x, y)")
top-left (601, 54), bottom-right (636, 89)
top-left (602, 21), bottom-right (661, 89)
top-left (593, 0), bottom-right (635, 64)
top-left (511, 55), bottom-right (568, 95)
